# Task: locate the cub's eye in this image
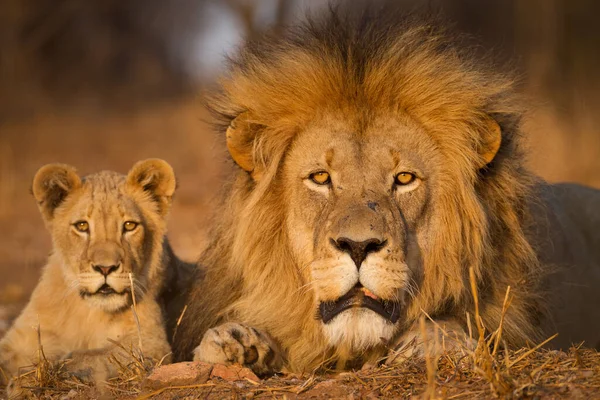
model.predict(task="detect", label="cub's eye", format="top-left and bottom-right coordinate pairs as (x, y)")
top-left (123, 221), bottom-right (138, 232)
top-left (74, 221), bottom-right (89, 232)
top-left (309, 171), bottom-right (331, 185)
top-left (394, 172), bottom-right (416, 186)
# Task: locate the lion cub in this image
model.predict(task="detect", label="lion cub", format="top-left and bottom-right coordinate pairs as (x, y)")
top-left (0, 159), bottom-right (178, 387)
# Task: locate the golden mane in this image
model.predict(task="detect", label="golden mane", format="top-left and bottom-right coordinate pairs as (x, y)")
top-left (175, 8), bottom-right (544, 368)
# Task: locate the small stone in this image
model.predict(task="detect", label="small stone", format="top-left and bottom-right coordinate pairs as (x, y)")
top-left (234, 381), bottom-right (246, 389)
top-left (142, 361), bottom-right (213, 389)
top-left (313, 380), bottom-right (337, 389)
top-left (360, 362), bottom-right (378, 371)
top-left (210, 363), bottom-right (260, 383)
top-left (60, 389), bottom-right (78, 400)
top-left (581, 370), bottom-right (594, 378)
top-left (304, 379), bottom-right (354, 398)
top-left (548, 350), bottom-right (568, 359)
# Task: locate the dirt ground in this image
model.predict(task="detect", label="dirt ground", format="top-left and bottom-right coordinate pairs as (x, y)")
top-left (1, 342), bottom-right (599, 399)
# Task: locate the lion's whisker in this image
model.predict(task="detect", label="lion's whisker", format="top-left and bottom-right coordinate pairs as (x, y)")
top-left (132, 280), bottom-right (148, 297)
top-left (405, 278), bottom-right (419, 301)
top-left (293, 281), bottom-right (314, 297)
top-left (65, 280), bottom-right (81, 296)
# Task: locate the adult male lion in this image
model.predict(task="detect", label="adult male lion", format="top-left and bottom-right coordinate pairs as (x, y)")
top-left (174, 9), bottom-right (600, 373)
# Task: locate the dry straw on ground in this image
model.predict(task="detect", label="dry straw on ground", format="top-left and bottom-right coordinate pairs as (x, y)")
top-left (2, 267), bottom-right (598, 399)
top-left (3, 332), bottom-right (598, 399)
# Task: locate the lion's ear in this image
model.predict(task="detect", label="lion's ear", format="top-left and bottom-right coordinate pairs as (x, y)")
top-left (226, 112), bottom-right (261, 174)
top-left (32, 163), bottom-right (81, 222)
top-left (478, 118), bottom-right (502, 168)
top-left (126, 158), bottom-right (176, 216)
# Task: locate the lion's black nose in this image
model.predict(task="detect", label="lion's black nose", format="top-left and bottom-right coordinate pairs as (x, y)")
top-left (93, 265), bottom-right (119, 277)
top-left (332, 237), bottom-right (386, 269)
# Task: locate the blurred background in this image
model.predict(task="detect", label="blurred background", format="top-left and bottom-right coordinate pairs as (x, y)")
top-left (0, 0), bottom-right (599, 321)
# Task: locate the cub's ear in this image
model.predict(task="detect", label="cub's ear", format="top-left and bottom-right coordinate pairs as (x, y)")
top-left (32, 163), bottom-right (81, 222)
top-left (226, 112), bottom-right (262, 176)
top-left (478, 117), bottom-right (502, 169)
top-left (126, 158), bottom-right (176, 216)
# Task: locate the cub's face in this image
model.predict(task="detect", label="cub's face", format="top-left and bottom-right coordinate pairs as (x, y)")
top-left (52, 178), bottom-right (154, 312)
top-left (283, 116), bottom-right (440, 350)
top-left (32, 160), bottom-right (175, 313)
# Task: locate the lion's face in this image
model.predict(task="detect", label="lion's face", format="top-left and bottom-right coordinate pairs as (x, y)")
top-left (52, 177), bottom-right (154, 312)
top-left (32, 160), bottom-right (175, 313)
top-left (283, 116), bottom-right (440, 349)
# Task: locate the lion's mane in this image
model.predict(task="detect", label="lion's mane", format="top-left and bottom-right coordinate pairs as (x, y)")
top-left (175, 7), bottom-right (545, 369)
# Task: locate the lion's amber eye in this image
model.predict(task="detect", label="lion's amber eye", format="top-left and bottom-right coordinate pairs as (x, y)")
top-left (394, 172), bottom-right (416, 186)
top-left (309, 171), bottom-right (331, 185)
top-left (123, 221), bottom-right (138, 232)
top-left (74, 221), bottom-right (89, 232)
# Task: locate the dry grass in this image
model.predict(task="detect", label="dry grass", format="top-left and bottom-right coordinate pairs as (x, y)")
top-left (3, 347), bottom-right (599, 399)
top-left (2, 269), bottom-right (598, 399)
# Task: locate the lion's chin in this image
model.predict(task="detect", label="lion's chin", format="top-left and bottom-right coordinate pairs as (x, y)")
top-left (322, 308), bottom-right (398, 350)
top-left (80, 285), bottom-right (130, 312)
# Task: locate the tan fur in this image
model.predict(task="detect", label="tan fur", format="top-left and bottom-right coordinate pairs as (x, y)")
top-left (0, 159), bottom-right (177, 387)
top-left (175, 8), bottom-right (600, 373)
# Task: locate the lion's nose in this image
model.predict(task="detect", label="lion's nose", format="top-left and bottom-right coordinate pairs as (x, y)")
top-left (92, 264), bottom-right (120, 277)
top-left (332, 237), bottom-right (386, 269)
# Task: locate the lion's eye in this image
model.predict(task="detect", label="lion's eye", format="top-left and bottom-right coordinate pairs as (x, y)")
top-left (123, 221), bottom-right (138, 232)
top-left (309, 171), bottom-right (331, 185)
top-left (394, 172), bottom-right (416, 186)
top-left (74, 221), bottom-right (89, 232)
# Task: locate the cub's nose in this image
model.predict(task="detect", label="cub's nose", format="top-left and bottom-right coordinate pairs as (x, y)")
top-left (332, 237), bottom-right (386, 269)
top-left (92, 264), bottom-right (120, 277)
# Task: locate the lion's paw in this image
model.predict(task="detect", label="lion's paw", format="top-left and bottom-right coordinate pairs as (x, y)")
top-left (193, 322), bottom-right (283, 375)
top-left (385, 319), bottom-right (475, 365)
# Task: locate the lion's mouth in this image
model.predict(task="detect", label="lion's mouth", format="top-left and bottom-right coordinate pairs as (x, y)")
top-left (318, 285), bottom-right (401, 324)
top-left (80, 284), bottom-right (126, 297)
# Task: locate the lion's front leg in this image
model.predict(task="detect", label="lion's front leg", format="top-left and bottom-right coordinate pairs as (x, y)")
top-left (2, 348), bottom-right (111, 398)
top-left (193, 322), bottom-right (284, 375)
top-left (386, 319), bottom-right (475, 365)
top-left (63, 335), bottom-right (171, 384)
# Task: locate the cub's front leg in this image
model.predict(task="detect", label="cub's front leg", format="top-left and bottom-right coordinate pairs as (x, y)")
top-left (61, 347), bottom-right (119, 384)
top-left (386, 319), bottom-right (475, 365)
top-left (63, 322), bottom-right (172, 384)
top-left (6, 346), bottom-right (133, 398)
top-left (193, 322), bottom-right (284, 375)
top-left (0, 321), bottom-right (64, 381)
